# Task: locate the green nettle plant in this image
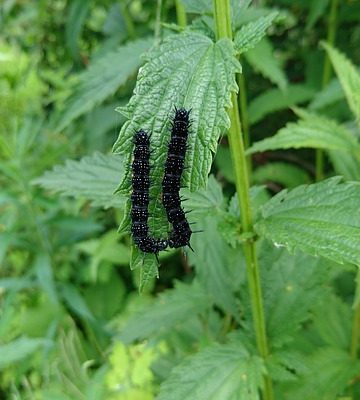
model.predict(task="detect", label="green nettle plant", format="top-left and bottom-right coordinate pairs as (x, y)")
top-left (32, 0), bottom-right (360, 399)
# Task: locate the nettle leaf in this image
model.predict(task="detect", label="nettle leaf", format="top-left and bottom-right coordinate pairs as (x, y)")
top-left (309, 76), bottom-right (344, 110)
top-left (113, 32), bottom-right (240, 241)
top-left (158, 342), bottom-right (265, 400)
top-left (248, 84), bottom-right (315, 124)
top-left (322, 42), bottom-right (360, 123)
top-left (33, 152), bottom-right (124, 208)
top-left (258, 241), bottom-right (329, 348)
top-left (252, 162), bottom-right (311, 189)
top-left (286, 347), bottom-right (360, 400)
top-left (244, 37), bottom-right (287, 90)
top-left (56, 37), bottom-right (153, 131)
top-left (119, 281), bottom-right (211, 344)
top-left (256, 177), bottom-right (360, 266)
top-left (234, 12), bottom-right (278, 54)
top-left (247, 109), bottom-right (360, 157)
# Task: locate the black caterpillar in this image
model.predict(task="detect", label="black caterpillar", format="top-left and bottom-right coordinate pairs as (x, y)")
top-left (131, 129), bottom-right (167, 254)
top-left (162, 107), bottom-right (193, 249)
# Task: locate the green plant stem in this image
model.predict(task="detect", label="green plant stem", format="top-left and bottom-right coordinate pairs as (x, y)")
top-left (213, 1), bottom-right (273, 399)
top-left (351, 303), bottom-right (360, 360)
top-left (175, 0), bottom-right (187, 27)
top-left (316, 0), bottom-right (339, 182)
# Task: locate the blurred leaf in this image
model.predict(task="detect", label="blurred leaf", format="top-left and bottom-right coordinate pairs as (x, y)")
top-left (33, 252), bottom-right (58, 304)
top-left (183, 175), bottom-right (225, 217)
top-left (329, 148), bottom-right (360, 180)
top-left (179, 0), bottom-right (212, 14)
top-left (306, 0), bottom-right (330, 30)
top-left (245, 37), bottom-right (287, 90)
top-left (84, 272), bottom-right (126, 320)
top-left (286, 347), bottom-right (360, 400)
top-left (312, 292), bottom-right (352, 350)
top-left (119, 281), bottom-right (211, 344)
top-left (60, 283), bottom-right (95, 322)
top-left (252, 162), bottom-right (311, 188)
top-left (309, 76), bottom-right (344, 110)
top-left (234, 12), bottom-right (278, 54)
top-left (258, 242), bottom-right (328, 347)
top-left (56, 37), bottom-right (153, 131)
top-left (214, 146), bottom-right (235, 182)
top-left (0, 337), bottom-right (50, 370)
top-left (322, 42), bottom-right (360, 123)
top-left (188, 215), bottom-right (242, 321)
top-left (158, 341), bottom-right (264, 400)
top-left (247, 109), bottom-right (360, 156)
top-left (65, 0), bottom-right (90, 61)
top-left (248, 84), bottom-right (315, 124)
top-left (33, 152), bottom-right (124, 208)
top-left (256, 177), bottom-right (360, 266)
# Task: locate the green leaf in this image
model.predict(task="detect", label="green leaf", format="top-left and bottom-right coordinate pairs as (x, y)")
top-left (119, 281), bottom-right (211, 344)
top-left (59, 283), bottom-right (95, 322)
top-left (179, 0), bottom-right (212, 14)
top-left (0, 337), bottom-right (50, 370)
top-left (309, 76), bottom-right (344, 110)
top-left (188, 216), bottom-right (243, 322)
top-left (33, 152), bottom-right (124, 208)
top-left (158, 342), bottom-right (264, 400)
top-left (328, 148), bottom-right (360, 180)
top-left (234, 12), bottom-right (278, 54)
top-left (322, 42), bottom-right (360, 123)
top-left (258, 241), bottom-right (330, 347)
top-left (56, 37), bottom-right (153, 131)
top-left (34, 252), bottom-right (58, 304)
top-left (244, 37), bottom-right (287, 90)
top-left (65, 0), bottom-right (90, 61)
top-left (112, 32), bottom-right (240, 248)
top-left (312, 292), bottom-right (352, 350)
top-left (252, 162), bottom-right (311, 188)
top-left (286, 347), bottom-right (360, 400)
top-left (306, 0), bottom-right (330, 30)
top-left (247, 109), bottom-right (360, 157)
top-left (255, 177), bottom-right (360, 266)
top-left (248, 84), bottom-right (315, 124)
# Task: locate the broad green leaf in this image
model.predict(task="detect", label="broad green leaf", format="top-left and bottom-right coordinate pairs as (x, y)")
top-left (0, 337), bottom-right (50, 369)
top-left (245, 37), bottom-right (287, 90)
top-left (247, 109), bottom-right (360, 157)
top-left (56, 37), bottom-right (153, 131)
top-left (33, 152), bottom-right (124, 208)
top-left (322, 42), bottom-right (360, 123)
top-left (234, 12), bottom-right (278, 54)
top-left (119, 281), bottom-right (211, 344)
top-left (112, 32), bottom-right (240, 261)
top-left (252, 162), bottom-right (311, 188)
top-left (255, 177), bottom-right (360, 266)
top-left (248, 84), bottom-right (315, 124)
top-left (286, 347), bottom-right (360, 400)
top-left (158, 342), bottom-right (264, 400)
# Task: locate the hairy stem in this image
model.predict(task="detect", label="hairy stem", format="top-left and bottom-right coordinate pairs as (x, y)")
top-left (315, 0), bottom-right (339, 182)
top-left (213, 1), bottom-right (273, 399)
top-left (175, 0), bottom-right (187, 27)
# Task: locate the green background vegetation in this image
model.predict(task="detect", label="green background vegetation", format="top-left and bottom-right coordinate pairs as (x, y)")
top-left (1, 0), bottom-right (360, 399)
